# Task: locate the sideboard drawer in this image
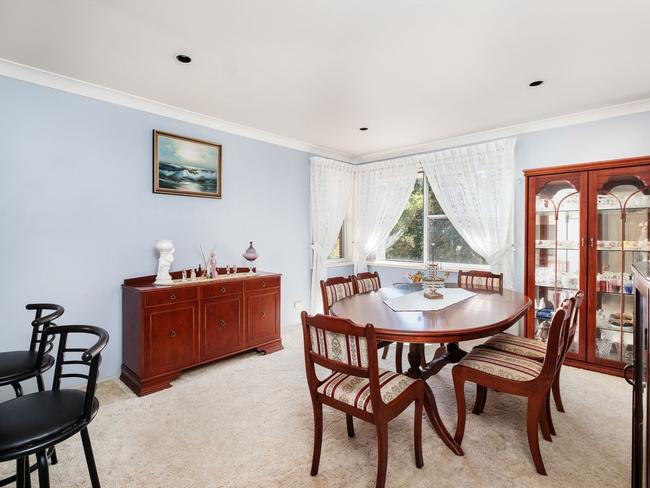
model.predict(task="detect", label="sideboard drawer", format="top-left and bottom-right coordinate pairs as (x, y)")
top-left (144, 287), bottom-right (198, 308)
top-left (244, 276), bottom-right (280, 292)
top-left (201, 281), bottom-right (244, 299)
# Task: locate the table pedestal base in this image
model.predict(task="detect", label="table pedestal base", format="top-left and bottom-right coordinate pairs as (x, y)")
top-left (406, 342), bottom-right (466, 456)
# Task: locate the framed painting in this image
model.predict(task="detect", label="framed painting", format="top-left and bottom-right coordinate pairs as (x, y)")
top-left (153, 130), bottom-right (222, 199)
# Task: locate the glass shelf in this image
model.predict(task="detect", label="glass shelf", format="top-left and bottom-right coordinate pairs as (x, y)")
top-left (535, 246), bottom-right (579, 251)
top-left (597, 291), bottom-right (633, 296)
top-left (535, 284), bottom-right (578, 291)
top-left (597, 325), bottom-right (634, 334)
top-left (598, 247), bottom-right (650, 252)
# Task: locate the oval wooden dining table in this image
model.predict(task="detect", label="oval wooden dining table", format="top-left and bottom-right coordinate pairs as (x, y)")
top-left (330, 285), bottom-right (532, 456)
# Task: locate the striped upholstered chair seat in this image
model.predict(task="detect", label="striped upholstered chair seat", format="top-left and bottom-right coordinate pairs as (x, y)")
top-left (458, 347), bottom-right (543, 382)
top-left (478, 333), bottom-right (547, 361)
top-left (317, 369), bottom-right (416, 413)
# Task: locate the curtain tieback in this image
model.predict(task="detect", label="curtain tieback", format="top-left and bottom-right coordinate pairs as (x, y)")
top-left (311, 243), bottom-right (325, 255)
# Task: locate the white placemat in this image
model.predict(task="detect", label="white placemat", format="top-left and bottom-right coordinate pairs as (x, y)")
top-left (383, 288), bottom-right (476, 312)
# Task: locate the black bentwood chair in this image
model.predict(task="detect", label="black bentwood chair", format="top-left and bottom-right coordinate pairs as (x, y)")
top-left (0, 303), bottom-right (64, 397)
top-left (0, 325), bottom-right (109, 488)
top-left (0, 303), bottom-right (63, 487)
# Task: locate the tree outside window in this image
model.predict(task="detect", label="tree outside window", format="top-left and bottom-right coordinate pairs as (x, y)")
top-left (384, 172), bottom-right (486, 266)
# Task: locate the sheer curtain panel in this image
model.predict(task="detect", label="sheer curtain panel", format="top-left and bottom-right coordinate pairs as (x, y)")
top-left (421, 139), bottom-right (516, 288)
top-left (352, 156), bottom-right (421, 273)
top-left (310, 157), bottom-right (356, 313)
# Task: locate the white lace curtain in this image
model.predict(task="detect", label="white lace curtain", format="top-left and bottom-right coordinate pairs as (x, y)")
top-left (310, 157), bottom-right (355, 313)
top-left (421, 138), bottom-right (516, 288)
top-left (352, 157), bottom-right (421, 273)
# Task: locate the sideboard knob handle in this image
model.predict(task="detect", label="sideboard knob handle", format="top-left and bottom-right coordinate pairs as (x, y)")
top-left (170, 293), bottom-right (176, 300)
top-left (220, 287), bottom-right (226, 293)
top-left (170, 330), bottom-right (177, 338)
top-left (261, 281), bottom-right (266, 287)
top-left (219, 320), bottom-right (226, 327)
top-left (259, 311), bottom-right (266, 318)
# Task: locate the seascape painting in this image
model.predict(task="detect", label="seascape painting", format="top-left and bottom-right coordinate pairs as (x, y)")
top-left (153, 130), bottom-right (222, 198)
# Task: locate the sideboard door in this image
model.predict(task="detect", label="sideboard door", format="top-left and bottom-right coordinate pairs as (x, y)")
top-left (143, 304), bottom-right (198, 377)
top-left (246, 290), bottom-right (280, 346)
top-left (202, 295), bottom-right (244, 361)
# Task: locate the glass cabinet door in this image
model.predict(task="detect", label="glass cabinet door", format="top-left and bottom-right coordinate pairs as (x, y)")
top-left (528, 172), bottom-right (587, 359)
top-left (589, 166), bottom-right (650, 365)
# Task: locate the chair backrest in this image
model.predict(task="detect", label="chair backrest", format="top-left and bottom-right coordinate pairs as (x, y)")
top-left (539, 299), bottom-right (573, 383)
top-left (301, 312), bottom-right (386, 413)
top-left (457, 270), bottom-right (503, 292)
top-left (26, 303), bottom-right (64, 354)
top-left (353, 271), bottom-right (381, 294)
top-left (36, 325), bottom-right (109, 421)
top-left (559, 290), bottom-right (585, 363)
top-left (320, 276), bottom-right (356, 314)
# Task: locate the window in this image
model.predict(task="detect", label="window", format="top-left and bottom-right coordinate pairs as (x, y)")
top-left (385, 174), bottom-right (424, 262)
top-left (328, 226), bottom-right (345, 260)
top-left (382, 172), bottom-right (486, 267)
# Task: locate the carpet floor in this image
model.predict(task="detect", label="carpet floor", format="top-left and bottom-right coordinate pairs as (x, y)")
top-left (0, 325), bottom-right (631, 487)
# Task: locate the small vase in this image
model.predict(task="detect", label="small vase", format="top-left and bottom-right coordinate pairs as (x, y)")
top-left (242, 241), bottom-right (258, 273)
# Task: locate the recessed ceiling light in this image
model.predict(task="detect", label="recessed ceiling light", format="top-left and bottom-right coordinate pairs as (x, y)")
top-left (175, 54), bottom-right (192, 64)
top-left (529, 80), bottom-right (544, 87)
top-left (359, 127), bottom-right (368, 131)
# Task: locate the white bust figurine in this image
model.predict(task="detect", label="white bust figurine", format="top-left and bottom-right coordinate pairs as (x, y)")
top-left (154, 239), bottom-right (175, 285)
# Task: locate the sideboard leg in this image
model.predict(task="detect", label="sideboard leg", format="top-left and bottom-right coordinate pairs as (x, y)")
top-left (257, 339), bottom-right (283, 355)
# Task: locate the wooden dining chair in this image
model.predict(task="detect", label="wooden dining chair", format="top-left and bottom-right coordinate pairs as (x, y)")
top-left (452, 298), bottom-right (573, 475)
top-left (301, 312), bottom-right (424, 488)
top-left (321, 276), bottom-right (394, 361)
top-left (351, 272), bottom-right (397, 361)
top-left (474, 291), bottom-right (584, 435)
top-left (457, 270), bottom-right (503, 292)
top-left (320, 276), bottom-right (356, 315)
top-left (352, 271), bottom-right (381, 294)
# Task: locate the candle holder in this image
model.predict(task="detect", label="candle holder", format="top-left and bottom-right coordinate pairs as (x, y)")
top-left (423, 260), bottom-right (445, 300)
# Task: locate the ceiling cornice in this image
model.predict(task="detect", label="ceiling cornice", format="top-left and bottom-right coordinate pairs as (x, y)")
top-left (2, 57), bottom-right (650, 165)
top-left (0, 58), bottom-right (355, 163)
top-left (353, 97), bottom-right (650, 163)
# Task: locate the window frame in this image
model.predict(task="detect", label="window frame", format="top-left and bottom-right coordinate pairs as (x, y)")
top-left (370, 170), bottom-right (490, 272)
top-left (326, 220), bottom-right (352, 267)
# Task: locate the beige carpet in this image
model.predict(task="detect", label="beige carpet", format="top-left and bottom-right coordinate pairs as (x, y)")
top-left (0, 325), bottom-right (631, 488)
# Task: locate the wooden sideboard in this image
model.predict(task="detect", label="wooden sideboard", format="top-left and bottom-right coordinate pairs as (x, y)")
top-left (121, 269), bottom-right (282, 396)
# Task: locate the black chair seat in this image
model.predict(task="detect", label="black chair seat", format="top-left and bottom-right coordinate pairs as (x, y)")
top-left (0, 390), bottom-right (98, 454)
top-left (0, 351), bottom-right (54, 385)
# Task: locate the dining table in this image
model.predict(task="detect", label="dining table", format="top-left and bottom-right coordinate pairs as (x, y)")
top-left (329, 284), bottom-right (532, 456)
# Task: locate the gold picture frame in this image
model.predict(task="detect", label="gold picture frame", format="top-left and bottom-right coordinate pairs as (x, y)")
top-left (153, 130), bottom-right (222, 199)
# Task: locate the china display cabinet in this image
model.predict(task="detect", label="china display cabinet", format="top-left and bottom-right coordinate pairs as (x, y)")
top-left (525, 156), bottom-right (650, 376)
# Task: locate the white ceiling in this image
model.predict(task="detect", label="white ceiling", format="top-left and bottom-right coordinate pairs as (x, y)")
top-left (1, 0), bottom-right (650, 160)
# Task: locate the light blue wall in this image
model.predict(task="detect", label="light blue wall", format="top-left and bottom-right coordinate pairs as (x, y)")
top-left (0, 75), bottom-right (312, 391)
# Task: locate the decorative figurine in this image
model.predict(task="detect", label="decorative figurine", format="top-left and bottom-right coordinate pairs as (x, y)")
top-left (209, 252), bottom-right (217, 279)
top-left (190, 268), bottom-right (196, 280)
top-left (242, 241), bottom-right (258, 273)
top-left (181, 269), bottom-right (187, 282)
top-left (154, 240), bottom-right (175, 286)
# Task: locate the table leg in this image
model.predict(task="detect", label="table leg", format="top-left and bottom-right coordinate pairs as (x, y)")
top-left (407, 343), bottom-right (464, 456)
